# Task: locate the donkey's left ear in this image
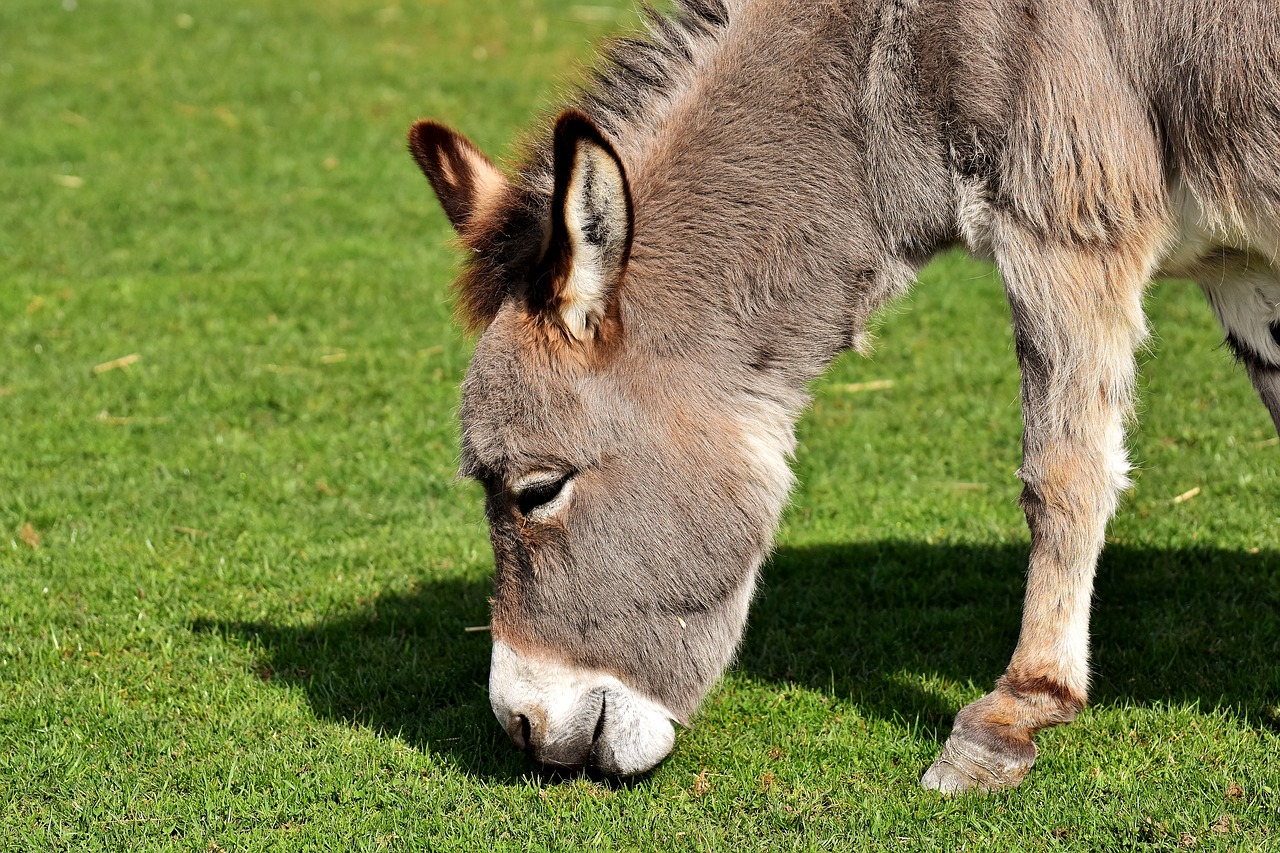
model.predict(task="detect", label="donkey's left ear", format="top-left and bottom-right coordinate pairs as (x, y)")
top-left (408, 120), bottom-right (508, 238)
top-left (541, 111), bottom-right (634, 340)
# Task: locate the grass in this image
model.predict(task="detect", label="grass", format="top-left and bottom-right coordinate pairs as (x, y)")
top-left (2, 0), bottom-right (1278, 849)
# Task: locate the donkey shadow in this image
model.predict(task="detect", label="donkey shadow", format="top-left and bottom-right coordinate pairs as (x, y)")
top-left (201, 540), bottom-right (1280, 782)
top-left (740, 541), bottom-right (1280, 736)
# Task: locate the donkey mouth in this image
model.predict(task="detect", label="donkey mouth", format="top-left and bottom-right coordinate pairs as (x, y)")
top-left (489, 640), bottom-right (676, 776)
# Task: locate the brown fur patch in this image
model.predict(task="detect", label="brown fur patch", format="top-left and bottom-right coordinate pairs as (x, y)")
top-left (507, 306), bottom-right (625, 371)
top-left (1002, 672), bottom-right (1087, 717)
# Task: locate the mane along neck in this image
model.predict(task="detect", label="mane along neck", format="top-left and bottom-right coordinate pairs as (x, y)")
top-left (578, 0), bottom-right (739, 153)
top-left (519, 0), bottom-right (738, 193)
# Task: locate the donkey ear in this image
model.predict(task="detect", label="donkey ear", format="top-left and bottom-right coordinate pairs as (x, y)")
top-left (542, 110), bottom-right (634, 340)
top-left (408, 120), bottom-right (508, 235)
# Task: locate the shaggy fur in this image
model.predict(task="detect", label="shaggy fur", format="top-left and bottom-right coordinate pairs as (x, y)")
top-left (409, 0), bottom-right (1280, 790)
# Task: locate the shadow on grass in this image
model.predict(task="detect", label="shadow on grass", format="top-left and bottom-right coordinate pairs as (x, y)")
top-left (198, 540), bottom-right (1280, 782)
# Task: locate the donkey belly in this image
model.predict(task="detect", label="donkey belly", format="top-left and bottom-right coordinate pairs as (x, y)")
top-left (1159, 177), bottom-right (1280, 367)
top-left (1160, 178), bottom-right (1247, 276)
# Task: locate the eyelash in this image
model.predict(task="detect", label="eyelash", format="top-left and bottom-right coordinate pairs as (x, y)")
top-left (512, 473), bottom-right (573, 517)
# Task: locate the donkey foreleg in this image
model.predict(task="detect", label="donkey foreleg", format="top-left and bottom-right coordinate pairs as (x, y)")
top-left (1241, 358), bottom-right (1280, 434)
top-left (922, 241), bottom-right (1153, 794)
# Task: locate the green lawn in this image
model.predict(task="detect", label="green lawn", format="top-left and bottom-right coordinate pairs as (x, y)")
top-left (3, 1), bottom-right (1278, 849)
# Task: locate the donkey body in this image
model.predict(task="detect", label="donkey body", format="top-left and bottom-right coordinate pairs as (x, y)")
top-left (410, 0), bottom-right (1280, 792)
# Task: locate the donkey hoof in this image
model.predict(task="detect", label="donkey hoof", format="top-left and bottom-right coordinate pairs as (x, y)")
top-left (921, 734), bottom-right (1034, 795)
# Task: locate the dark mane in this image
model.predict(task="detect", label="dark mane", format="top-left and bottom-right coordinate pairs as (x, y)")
top-left (577, 0), bottom-right (729, 135)
top-left (518, 0), bottom-right (732, 188)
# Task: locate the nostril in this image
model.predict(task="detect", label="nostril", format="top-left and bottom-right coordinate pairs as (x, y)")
top-left (510, 713), bottom-right (532, 751)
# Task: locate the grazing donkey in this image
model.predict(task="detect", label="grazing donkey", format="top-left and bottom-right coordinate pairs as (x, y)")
top-left (408, 0), bottom-right (1280, 792)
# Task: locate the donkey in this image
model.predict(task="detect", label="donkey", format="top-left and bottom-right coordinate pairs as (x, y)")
top-left (408, 0), bottom-right (1280, 792)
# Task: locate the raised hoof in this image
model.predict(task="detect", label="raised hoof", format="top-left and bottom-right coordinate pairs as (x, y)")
top-left (921, 732), bottom-right (1035, 795)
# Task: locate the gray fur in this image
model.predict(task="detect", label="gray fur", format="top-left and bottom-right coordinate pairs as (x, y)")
top-left (410, 0), bottom-right (1280, 787)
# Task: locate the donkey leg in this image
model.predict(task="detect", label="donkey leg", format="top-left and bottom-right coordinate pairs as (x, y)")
top-left (1200, 269), bottom-right (1280, 434)
top-left (922, 243), bottom-right (1151, 794)
top-left (1242, 358), bottom-right (1280, 434)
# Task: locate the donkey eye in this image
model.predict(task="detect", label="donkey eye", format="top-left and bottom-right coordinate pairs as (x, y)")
top-left (513, 473), bottom-right (573, 517)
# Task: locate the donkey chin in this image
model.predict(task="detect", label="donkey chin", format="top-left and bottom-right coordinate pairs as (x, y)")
top-left (488, 641), bottom-right (678, 776)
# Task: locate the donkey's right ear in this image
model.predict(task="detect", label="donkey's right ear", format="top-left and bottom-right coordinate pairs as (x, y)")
top-left (408, 120), bottom-right (509, 236)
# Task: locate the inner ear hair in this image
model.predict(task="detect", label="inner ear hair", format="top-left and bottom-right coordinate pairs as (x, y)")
top-left (408, 120), bottom-right (508, 235)
top-left (545, 111), bottom-right (634, 340)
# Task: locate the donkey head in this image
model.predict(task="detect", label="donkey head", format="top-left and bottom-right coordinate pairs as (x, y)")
top-left (409, 113), bottom-right (792, 775)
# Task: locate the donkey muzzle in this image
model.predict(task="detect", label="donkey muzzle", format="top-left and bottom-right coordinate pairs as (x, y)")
top-left (489, 640), bottom-right (676, 776)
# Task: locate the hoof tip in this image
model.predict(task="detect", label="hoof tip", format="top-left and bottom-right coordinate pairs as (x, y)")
top-left (921, 757), bottom-right (989, 795)
top-left (921, 736), bottom-right (1032, 795)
